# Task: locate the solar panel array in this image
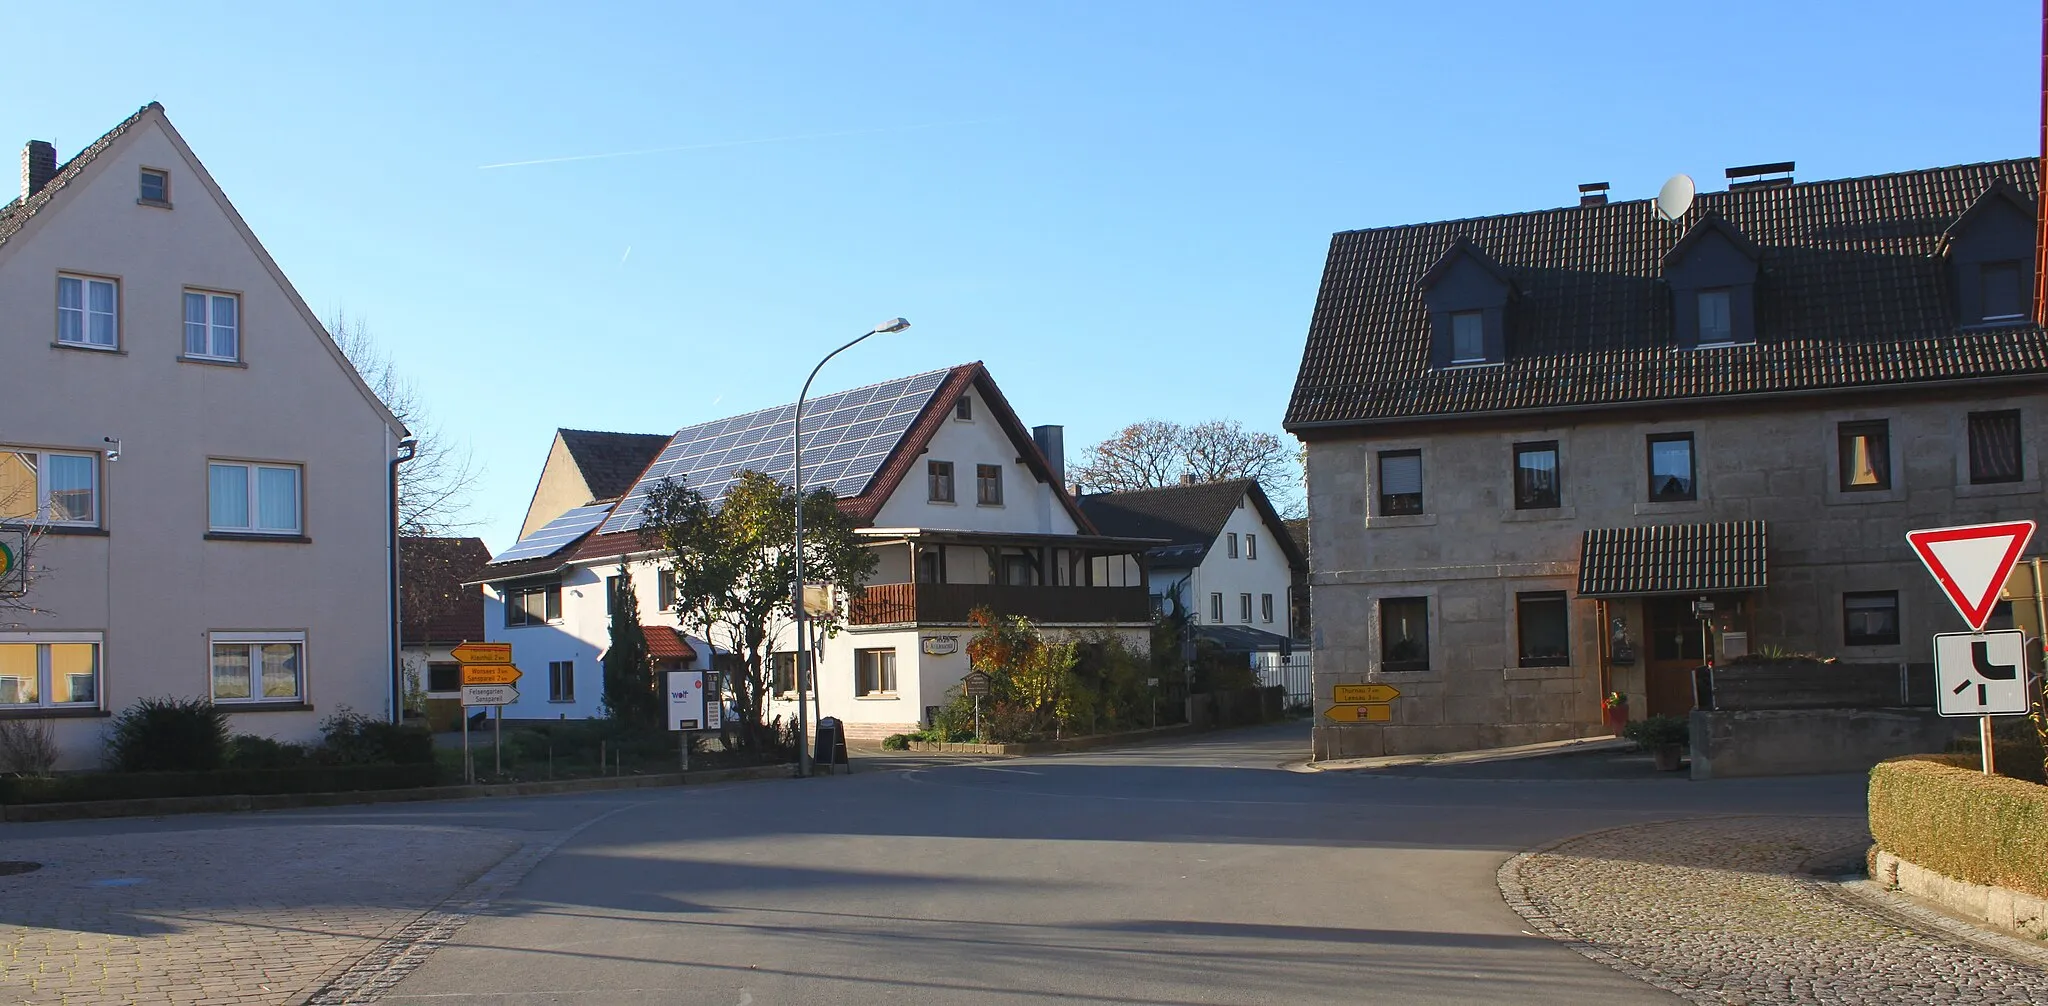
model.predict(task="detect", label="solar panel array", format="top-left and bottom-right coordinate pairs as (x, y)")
top-left (489, 502), bottom-right (617, 564)
top-left (598, 367), bottom-right (952, 535)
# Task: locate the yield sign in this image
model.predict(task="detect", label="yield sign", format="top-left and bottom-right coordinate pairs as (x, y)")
top-left (1906, 520), bottom-right (2037, 631)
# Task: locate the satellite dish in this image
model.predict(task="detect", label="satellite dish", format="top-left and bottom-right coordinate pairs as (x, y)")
top-left (1655, 174), bottom-right (1696, 221)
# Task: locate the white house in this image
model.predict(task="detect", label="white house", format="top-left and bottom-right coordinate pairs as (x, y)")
top-left (0, 104), bottom-right (409, 768)
top-left (1077, 479), bottom-right (1305, 650)
top-left (471, 363), bottom-right (1158, 740)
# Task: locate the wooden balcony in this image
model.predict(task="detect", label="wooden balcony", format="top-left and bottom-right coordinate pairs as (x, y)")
top-left (849, 582), bottom-right (1152, 627)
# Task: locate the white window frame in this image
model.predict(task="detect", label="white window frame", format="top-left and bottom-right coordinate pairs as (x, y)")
top-left (548, 660), bottom-right (575, 702)
top-left (183, 290), bottom-right (240, 361)
top-left (0, 447), bottom-right (100, 527)
top-left (57, 274), bottom-right (119, 349)
top-left (1261, 593), bottom-right (1275, 623)
top-left (855, 648), bottom-right (897, 696)
top-left (1226, 532), bottom-right (1238, 558)
top-left (1247, 534), bottom-right (1257, 560)
top-left (208, 460), bottom-right (302, 535)
top-left (139, 167), bottom-right (170, 204)
top-left (208, 630), bottom-right (306, 704)
top-left (0, 632), bottom-right (103, 709)
top-left (504, 583), bottom-right (563, 627)
top-left (1209, 592), bottom-right (1223, 623)
top-left (1240, 592), bottom-right (1253, 623)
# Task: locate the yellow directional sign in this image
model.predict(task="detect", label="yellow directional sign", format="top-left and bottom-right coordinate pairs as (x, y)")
top-left (1333, 684), bottom-right (1401, 704)
top-left (461, 664), bottom-right (524, 686)
top-left (1325, 703), bottom-right (1393, 723)
top-left (451, 642), bottom-right (513, 664)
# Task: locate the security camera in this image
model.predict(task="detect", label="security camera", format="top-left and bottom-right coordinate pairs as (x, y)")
top-left (102, 437), bottom-right (121, 462)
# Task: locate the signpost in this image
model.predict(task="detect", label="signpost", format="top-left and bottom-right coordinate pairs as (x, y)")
top-left (962, 670), bottom-right (993, 742)
top-left (1326, 683), bottom-right (1399, 723)
top-left (454, 642), bottom-right (524, 782)
top-left (1908, 520), bottom-right (2038, 775)
top-left (1332, 684), bottom-right (1401, 704)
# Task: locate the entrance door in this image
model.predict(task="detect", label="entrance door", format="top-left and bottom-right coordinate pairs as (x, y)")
top-left (1644, 597), bottom-right (1704, 717)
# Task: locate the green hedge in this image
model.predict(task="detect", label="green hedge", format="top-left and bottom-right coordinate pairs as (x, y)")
top-left (1868, 757), bottom-right (2048, 900)
top-left (0, 763), bottom-right (439, 805)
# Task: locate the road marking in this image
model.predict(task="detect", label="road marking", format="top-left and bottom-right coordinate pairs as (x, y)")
top-left (970, 766), bottom-right (1043, 776)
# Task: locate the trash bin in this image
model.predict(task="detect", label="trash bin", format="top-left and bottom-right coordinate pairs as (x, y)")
top-left (814, 716), bottom-right (850, 770)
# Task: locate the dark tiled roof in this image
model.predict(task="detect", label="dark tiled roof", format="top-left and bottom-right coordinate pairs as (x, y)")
top-left (557, 429), bottom-right (671, 503)
top-left (400, 537), bottom-right (492, 644)
top-left (1578, 521), bottom-right (1769, 597)
top-left (1194, 624), bottom-right (1294, 653)
top-left (1077, 479), bottom-right (1306, 572)
top-left (0, 104), bottom-right (159, 249)
top-left (1282, 517), bottom-right (1309, 558)
top-left (1287, 159), bottom-right (2048, 429)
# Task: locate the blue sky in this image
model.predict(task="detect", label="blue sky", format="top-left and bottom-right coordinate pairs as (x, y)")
top-left (6, 1), bottom-right (2039, 551)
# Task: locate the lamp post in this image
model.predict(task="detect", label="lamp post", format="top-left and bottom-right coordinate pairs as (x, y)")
top-left (793, 317), bottom-right (911, 777)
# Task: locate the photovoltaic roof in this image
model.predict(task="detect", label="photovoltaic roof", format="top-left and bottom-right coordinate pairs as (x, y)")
top-left (598, 367), bottom-right (952, 535)
top-left (490, 502), bottom-right (615, 565)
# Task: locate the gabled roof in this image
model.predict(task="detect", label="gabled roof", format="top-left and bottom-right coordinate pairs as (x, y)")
top-left (0, 105), bottom-right (156, 248)
top-left (1941, 178), bottom-right (2038, 244)
top-left (400, 537), bottom-right (492, 645)
top-left (1660, 210), bottom-right (1762, 269)
top-left (1417, 235), bottom-right (1514, 292)
top-left (1076, 479), bottom-right (1306, 573)
top-left (556, 429), bottom-right (671, 502)
top-left (1286, 159), bottom-right (2048, 430)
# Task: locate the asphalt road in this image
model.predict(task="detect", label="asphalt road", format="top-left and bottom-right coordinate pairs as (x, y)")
top-left (372, 722), bottom-right (1867, 1006)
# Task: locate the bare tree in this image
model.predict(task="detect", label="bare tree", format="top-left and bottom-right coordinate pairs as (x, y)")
top-left (0, 476), bottom-right (53, 627)
top-left (1074, 419), bottom-right (1304, 516)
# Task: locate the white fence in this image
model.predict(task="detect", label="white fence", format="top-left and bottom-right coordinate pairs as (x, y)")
top-left (1252, 651), bottom-right (1313, 711)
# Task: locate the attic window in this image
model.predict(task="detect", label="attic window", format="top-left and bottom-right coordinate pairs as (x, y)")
top-left (1698, 289), bottom-right (1734, 344)
top-left (955, 396), bottom-right (973, 421)
top-left (138, 168), bottom-right (169, 206)
top-left (1983, 262), bottom-right (2025, 321)
top-left (1418, 238), bottom-right (1512, 369)
top-left (1944, 182), bottom-right (2037, 327)
top-left (1450, 312), bottom-right (1485, 363)
top-left (1664, 214), bottom-right (1760, 349)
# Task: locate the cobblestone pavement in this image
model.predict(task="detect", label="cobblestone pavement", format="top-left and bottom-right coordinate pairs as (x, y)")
top-left (1501, 815), bottom-right (2048, 1005)
top-left (0, 823), bottom-right (523, 1005)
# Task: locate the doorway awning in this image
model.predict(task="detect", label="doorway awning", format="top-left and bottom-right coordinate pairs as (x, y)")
top-left (1578, 521), bottom-right (1768, 598)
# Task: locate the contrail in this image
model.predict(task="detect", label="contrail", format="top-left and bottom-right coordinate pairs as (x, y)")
top-left (479, 119), bottom-right (988, 170)
top-left (619, 246), bottom-right (632, 265)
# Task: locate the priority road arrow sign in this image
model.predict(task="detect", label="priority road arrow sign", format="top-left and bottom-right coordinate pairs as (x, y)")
top-left (451, 642), bottom-right (513, 665)
top-left (1906, 520), bottom-right (2036, 631)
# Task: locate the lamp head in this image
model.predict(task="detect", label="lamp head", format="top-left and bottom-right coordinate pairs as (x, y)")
top-left (871, 317), bottom-right (911, 334)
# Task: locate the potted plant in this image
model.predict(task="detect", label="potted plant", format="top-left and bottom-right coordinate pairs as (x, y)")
top-left (1601, 691), bottom-right (1628, 732)
top-left (1622, 715), bottom-right (1689, 772)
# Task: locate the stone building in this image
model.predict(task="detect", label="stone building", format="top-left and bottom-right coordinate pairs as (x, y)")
top-left (1285, 159), bottom-right (2048, 760)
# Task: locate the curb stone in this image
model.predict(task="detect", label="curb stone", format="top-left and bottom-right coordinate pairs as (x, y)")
top-left (1827, 875), bottom-right (2048, 972)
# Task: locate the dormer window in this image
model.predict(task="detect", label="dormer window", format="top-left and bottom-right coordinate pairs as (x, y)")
top-left (1943, 181), bottom-right (2037, 327)
top-left (1450, 311), bottom-right (1485, 363)
top-left (1983, 261), bottom-right (2025, 320)
top-left (1664, 213), bottom-right (1760, 349)
top-left (1418, 238), bottom-right (1513, 369)
top-left (1698, 289), bottom-right (1734, 344)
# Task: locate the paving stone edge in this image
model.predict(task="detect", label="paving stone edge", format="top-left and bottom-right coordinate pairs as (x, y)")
top-left (1826, 873), bottom-right (2048, 971)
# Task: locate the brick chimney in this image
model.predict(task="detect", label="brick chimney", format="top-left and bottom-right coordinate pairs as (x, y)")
top-left (20, 141), bottom-right (56, 200)
top-left (1578, 181), bottom-right (1610, 207)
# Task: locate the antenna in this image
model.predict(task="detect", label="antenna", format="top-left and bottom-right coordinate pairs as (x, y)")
top-left (1655, 174), bottom-right (1696, 221)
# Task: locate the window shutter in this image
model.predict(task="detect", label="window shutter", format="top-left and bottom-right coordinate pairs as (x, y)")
top-left (1380, 453), bottom-right (1423, 496)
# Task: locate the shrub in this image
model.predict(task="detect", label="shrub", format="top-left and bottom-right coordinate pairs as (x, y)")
top-left (1869, 756), bottom-right (2048, 899)
top-left (108, 697), bottom-right (230, 772)
top-left (881, 734), bottom-right (911, 751)
top-left (225, 734), bottom-right (314, 770)
top-left (318, 707), bottom-right (434, 766)
top-left (0, 763), bottom-right (439, 805)
top-left (0, 718), bottom-right (59, 775)
top-left (1621, 714), bottom-right (1689, 748)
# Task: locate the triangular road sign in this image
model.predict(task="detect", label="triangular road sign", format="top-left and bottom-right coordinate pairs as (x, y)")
top-left (1906, 520), bottom-right (2037, 631)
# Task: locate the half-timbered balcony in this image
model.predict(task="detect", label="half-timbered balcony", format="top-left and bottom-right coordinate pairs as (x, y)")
top-left (847, 528), bottom-right (1163, 627)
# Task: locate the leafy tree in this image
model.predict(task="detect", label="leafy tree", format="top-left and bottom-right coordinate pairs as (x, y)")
top-left (640, 471), bottom-right (876, 751)
top-left (601, 563), bottom-right (661, 730)
top-left (1073, 418), bottom-right (1304, 516)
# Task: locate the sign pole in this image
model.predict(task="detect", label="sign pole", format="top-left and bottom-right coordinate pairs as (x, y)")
top-left (680, 731), bottom-right (689, 773)
top-left (974, 695), bottom-right (982, 743)
top-left (494, 705), bottom-right (503, 776)
top-left (1982, 714), bottom-right (1997, 776)
top-left (461, 708), bottom-right (472, 784)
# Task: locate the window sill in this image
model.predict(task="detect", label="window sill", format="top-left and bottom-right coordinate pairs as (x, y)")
top-left (1439, 360), bottom-right (1505, 370)
top-left (1680, 341), bottom-right (1755, 351)
top-left (1365, 514), bottom-right (1437, 529)
top-left (977, 502), bottom-right (1005, 508)
top-left (927, 499), bottom-right (958, 506)
top-left (1961, 318), bottom-right (2033, 332)
top-left (9, 524), bottom-right (109, 537)
top-left (0, 706), bottom-right (109, 720)
top-left (51, 342), bottom-right (124, 355)
top-left (1375, 666), bottom-right (1435, 676)
top-left (1955, 479), bottom-right (2039, 499)
top-left (136, 198), bottom-right (173, 210)
top-left (215, 701), bottom-right (311, 713)
top-left (548, 699), bottom-right (576, 704)
top-left (1632, 500), bottom-right (1702, 515)
top-left (1824, 486), bottom-right (1906, 506)
top-left (205, 532), bottom-right (310, 543)
top-left (1499, 506), bottom-right (1577, 523)
top-left (178, 355), bottom-right (247, 369)
top-left (503, 622), bottom-right (565, 630)
top-left (854, 694), bottom-right (900, 700)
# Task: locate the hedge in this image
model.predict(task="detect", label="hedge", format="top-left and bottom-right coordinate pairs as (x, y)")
top-left (0, 763), bottom-right (439, 805)
top-left (1868, 756), bottom-right (2048, 900)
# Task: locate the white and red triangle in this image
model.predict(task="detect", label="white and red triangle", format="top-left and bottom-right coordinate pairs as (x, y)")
top-left (1906, 520), bottom-right (2037, 631)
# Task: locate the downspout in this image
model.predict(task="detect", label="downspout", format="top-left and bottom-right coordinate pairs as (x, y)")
top-left (389, 437), bottom-right (417, 723)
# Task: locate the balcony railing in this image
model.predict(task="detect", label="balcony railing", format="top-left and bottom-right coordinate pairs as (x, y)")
top-left (849, 582), bottom-right (1151, 626)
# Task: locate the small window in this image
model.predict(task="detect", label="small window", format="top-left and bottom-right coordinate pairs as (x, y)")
top-left (1843, 591), bottom-right (1901, 647)
top-left (1209, 592), bottom-right (1223, 624)
top-left (1697, 289), bottom-right (1734, 345)
top-left (426, 662), bottom-right (461, 693)
top-left (1246, 534), bottom-right (1257, 560)
top-left (1000, 553), bottom-right (1033, 586)
top-left (1380, 597), bottom-right (1429, 672)
top-left (976, 464), bottom-right (1003, 505)
top-left (1513, 441), bottom-right (1560, 509)
top-left (1837, 421), bottom-right (1891, 491)
top-left (1983, 262), bottom-right (2026, 321)
top-left (1646, 434), bottom-right (1695, 502)
top-left (770, 652), bottom-right (799, 695)
top-left (548, 660), bottom-right (575, 702)
top-left (0, 634), bottom-right (101, 709)
top-left (656, 569), bottom-right (677, 611)
top-left (139, 168), bottom-right (169, 204)
top-left (0, 448), bottom-right (99, 526)
top-left (1226, 532), bottom-right (1239, 558)
top-left (916, 548), bottom-right (946, 584)
top-left (1516, 591), bottom-right (1570, 667)
top-left (183, 291), bottom-right (239, 361)
top-left (208, 461), bottom-right (302, 534)
top-left (57, 274), bottom-right (118, 348)
top-left (1239, 593), bottom-right (1252, 623)
top-left (1261, 593), bottom-right (1274, 623)
top-left (209, 633), bottom-right (303, 703)
top-left (1449, 311), bottom-right (1485, 364)
top-left (1378, 450), bottom-right (1423, 515)
top-left (855, 648), bottom-right (897, 696)
top-left (605, 575), bottom-right (623, 615)
top-left (928, 461), bottom-right (954, 502)
top-left (955, 397), bottom-right (973, 421)
top-left (1968, 410), bottom-right (2023, 484)
top-left (504, 583), bottom-right (562, 627)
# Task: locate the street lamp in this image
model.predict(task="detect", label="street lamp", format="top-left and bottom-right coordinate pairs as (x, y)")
top-left (793, 317), bottom-right (911, 776)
